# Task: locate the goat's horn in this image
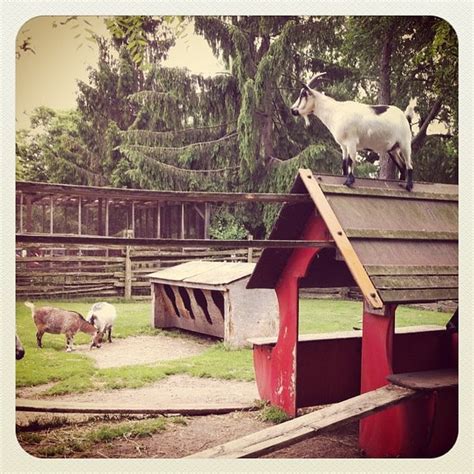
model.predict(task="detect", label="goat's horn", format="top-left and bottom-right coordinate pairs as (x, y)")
top-left (307, 72), bottom-right (327, 89)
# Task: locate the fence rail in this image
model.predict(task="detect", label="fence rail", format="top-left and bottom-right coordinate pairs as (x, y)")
top-left (16, 244), bottom-right (263, 299)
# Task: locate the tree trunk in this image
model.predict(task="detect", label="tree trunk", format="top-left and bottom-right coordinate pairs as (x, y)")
top-left (378, 29), bottom-right (397, 180)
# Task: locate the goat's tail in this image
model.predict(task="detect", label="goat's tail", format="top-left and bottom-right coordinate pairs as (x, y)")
top-left (404, 98), bottom-right (417, 129)
top-left (24, 301), bottom-right (35, 317)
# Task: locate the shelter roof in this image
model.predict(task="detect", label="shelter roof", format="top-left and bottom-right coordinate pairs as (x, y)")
top-left (247, 170), bottom-right (458, 308)
top-left (149, 261), bottom-right (256, 286)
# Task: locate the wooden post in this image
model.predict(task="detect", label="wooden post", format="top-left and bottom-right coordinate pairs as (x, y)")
top-left (181, 203), bottom-right (185, 240)
top-left (25, 195), bottom-right (32, 233)
top-left (78, 198), bottom-right (82, 235)
top-left (156, 204), bottom-right (161, 238)
top-left (98, 198), bottom-right (103, 235)
top-left (49, 196), bottom-right (54, 234)
top-left (247, 234), bottom-right (254, 263)
top-left (204, 203), bottom-right (210, 239)
top-left (19, 192), bottom-right (24, 233)
top-left (124, 229), bottom-right (133, 299)
top-left (131, 202), bottom-right (135, 238)
top-left (105, 199), bottom-right (109, 236)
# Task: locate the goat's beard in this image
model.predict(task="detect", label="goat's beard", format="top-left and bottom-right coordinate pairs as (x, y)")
top-left (303, 115), bottom-right (310, 127)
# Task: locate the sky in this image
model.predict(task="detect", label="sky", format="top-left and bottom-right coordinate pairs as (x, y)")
top-left (15, 16), bottom-right (224, 130)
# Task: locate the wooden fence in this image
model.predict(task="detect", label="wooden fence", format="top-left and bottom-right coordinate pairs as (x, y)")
top-left (16, 244), bottom-right (261, 300)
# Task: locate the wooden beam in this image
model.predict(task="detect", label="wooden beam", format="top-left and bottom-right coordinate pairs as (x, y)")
top-left (204, 203), bottom-right (210, 239)
top-left (131, 201), bottom-right (135, 237)
top-left (156, 204), bottom-right (161, 238)
top-left (299, 169), bottom-right (383, 309)
top-left (16, 399), bottom-right (256, 416)
top-left (365, 265), bottom-right (458, 276)
top-left (78, 197), bottom-right (82, 235)
top-left (16, 233), bottom-right (337, 249)
top-left (105, 199), bottom-right (109, 236)
top-left (371, 274), bottom-right (458, 290)
top-left (345, 229), bottom-right (458, 241)
top-left (49, 196), bottom-right (54, 234)
top-left (387, 368), bottom-right (458, 391)
top-left (19, 192), bottom-right (24, 233)
top-left (319, 183), bottom-right (458, 202)
top-left (378, 288), bottom-right (458, 303)
top-left (181, 203), bottom-right (185, 240)
top-left (16, 181), bottom-right (311, 204)
top-left (187, 385), bottom-right (418, 458)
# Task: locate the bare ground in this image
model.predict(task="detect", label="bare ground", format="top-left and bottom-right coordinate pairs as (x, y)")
top-left (16, 334), bottom-right (362, 459)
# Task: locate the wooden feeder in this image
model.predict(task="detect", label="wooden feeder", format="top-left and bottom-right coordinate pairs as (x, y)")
top-left (149, 261), bottom-right (279, 348)
top-left (247, 169), bottom-right (458, 458)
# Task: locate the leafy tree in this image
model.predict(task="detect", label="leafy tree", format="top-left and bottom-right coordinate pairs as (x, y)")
top-left (16, 107), bottom-right (97, 184)
top-left (16, 15), bottom-right (458, 236)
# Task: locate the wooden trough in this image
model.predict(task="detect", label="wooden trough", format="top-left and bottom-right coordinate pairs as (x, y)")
top-left (149, 261), bottom-right (279, 348)
top-left (244, 169), bottom-right (458, 458)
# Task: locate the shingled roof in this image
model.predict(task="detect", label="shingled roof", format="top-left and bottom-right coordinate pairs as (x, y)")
top-left (247, 169), bottom-right (458, 308)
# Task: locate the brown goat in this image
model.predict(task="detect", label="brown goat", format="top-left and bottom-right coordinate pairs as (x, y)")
top-left (25, 301), bottom-right (101, 351)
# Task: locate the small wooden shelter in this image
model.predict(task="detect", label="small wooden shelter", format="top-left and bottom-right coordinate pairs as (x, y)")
top-left (247, 169), bottom-right (458, 457)
top-left (149, 261), bottom-right (279, 348)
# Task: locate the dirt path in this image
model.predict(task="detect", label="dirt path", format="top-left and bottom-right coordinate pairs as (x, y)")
top-left (74, 333), bottom-right (214, 369)
top-left (16, 334), bottom-right (362, 458)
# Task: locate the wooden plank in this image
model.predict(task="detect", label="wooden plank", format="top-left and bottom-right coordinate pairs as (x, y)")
top-left (365, 265), bottom-right (458, 276)
top-left (16, 285), bottom-right (115, 296)
top-left (345, 229), bottom-right (458, 241)
top-left (248, 325), bottom-right (445, 346)
top-left (387, 369), bottom-right (458, 390)
top-left (299, 169), bottom-right (383, 308)
top-left (17, 181), bottom-right (311, 204)
top-left (319, 183), bottom-right (458, 202)
top-left (187, 385), bottom-right (417, 458)
top-left (16, 233), bottom-right (336, 249)
top-left (372, 274), bottom-right (458, 290)
top-left (16, 271), bottom-right (116, 278)
top-left (379, 288), bottom-right (458, 303)
top-left (16, 255), bottom-right (125, 263)
top-left (171, 286), bottom-right (192, 319)
top-left (148, 261), bottom-right (229, 283)
top-left (16, 399), bottom-right (256, 416)
top-left (184, 262), bottom-right (256, 285)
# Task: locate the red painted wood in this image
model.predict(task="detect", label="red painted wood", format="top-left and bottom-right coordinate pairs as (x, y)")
top-left (253, 216), bottom-right (328, 417)
top-left (360, 307), bottom-right (458, 457)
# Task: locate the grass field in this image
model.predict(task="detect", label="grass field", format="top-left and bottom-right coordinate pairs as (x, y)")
top-left (16, 298), bottom-right (452, 394)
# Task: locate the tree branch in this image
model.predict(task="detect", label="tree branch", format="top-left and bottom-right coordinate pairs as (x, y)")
top-left (411, 99), bottom-right (442, 154)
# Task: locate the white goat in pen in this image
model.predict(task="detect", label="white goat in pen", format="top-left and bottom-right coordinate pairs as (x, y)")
top-left (87, 302), bottom-right (117, 346)
top-left (290, 72), bottom-right (416, 191)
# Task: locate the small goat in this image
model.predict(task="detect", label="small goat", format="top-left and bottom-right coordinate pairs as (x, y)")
top-left (25, 301), bottom-right (101, 352)
top-left (87, 302), bottom-right (117, 346)
top-left (16, 334), bottom-right (25, 360)
top-left (290, 73), bottom-right (415, 191)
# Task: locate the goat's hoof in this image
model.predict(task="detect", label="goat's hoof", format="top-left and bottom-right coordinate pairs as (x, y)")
top-left (344, 177), bottom-right (355, 187)
top-left (406, 183), bottom-right (413, 192)
top-left (66, 348), bottom-right (72, 352)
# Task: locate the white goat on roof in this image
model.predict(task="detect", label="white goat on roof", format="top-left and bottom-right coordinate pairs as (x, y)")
top-left (290, 72), bottom-right (416, 191)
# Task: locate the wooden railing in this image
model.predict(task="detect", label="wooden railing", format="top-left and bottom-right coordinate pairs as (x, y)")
top-left (15, 244), bottom-right (264, 300)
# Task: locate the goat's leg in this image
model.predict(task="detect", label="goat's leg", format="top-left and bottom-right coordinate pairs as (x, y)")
top-left (343, 144), bottom-right (357, 187)
top-left (36, 330), bottom-right (44, 348)
top-left (399, 143), bottom-right (413, 191)
top-left (107, 327), bottom-right (112, 343)
top-left (340, 145), bottom-right (349, 176)
top-left (65, 333), bottom-right (74, 352)
top-left (388, 150), bottom-right (406, 180)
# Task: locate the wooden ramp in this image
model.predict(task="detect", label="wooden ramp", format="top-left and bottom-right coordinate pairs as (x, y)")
top-left (16, 399), bottom-right (256, 416)
top-left (186, 385), bottom-right (417, 458)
